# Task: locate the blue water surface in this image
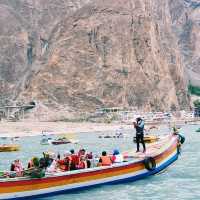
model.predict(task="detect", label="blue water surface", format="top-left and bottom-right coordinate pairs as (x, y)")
top-left (0, 125), bottom-right (199, 200)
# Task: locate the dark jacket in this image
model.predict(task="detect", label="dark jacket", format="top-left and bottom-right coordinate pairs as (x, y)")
top-left (135, 120), bottom-right (144, 134)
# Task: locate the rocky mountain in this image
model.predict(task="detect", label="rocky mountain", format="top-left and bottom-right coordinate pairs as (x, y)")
top-left (0, 0), bottom-right (191, 119)
top-left (169, 0), bottom-right (200, 86)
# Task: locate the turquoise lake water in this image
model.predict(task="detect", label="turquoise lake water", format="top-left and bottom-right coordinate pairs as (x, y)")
top-left (0, 124), bottom-right (199, 200)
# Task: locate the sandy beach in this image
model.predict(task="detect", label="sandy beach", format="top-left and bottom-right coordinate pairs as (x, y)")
top-left (0, 121), bottom-right (133, 137)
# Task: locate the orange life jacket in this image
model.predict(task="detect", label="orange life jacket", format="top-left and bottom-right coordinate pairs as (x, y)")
top-left (77, 160), bottom-right (87, 169)
top-left (100, 156), bottom-right (112, 166)
top-left (58, 156), bottom-right (71, 171)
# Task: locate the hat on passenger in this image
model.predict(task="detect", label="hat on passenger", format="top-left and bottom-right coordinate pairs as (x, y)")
top-left (136, 117), bottom-right (142, 122)
top-left (113, 149), bottom-right (120, 155)
top-left (70, 149), bottom-right (75, 154)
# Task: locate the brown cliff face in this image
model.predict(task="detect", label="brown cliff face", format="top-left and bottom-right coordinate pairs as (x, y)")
top-left (0, 0), bottom-right (92, 104)
top-left (169, 0), bottom-right (200, 86)
top-left (0, 0), bottom-right (189, 118)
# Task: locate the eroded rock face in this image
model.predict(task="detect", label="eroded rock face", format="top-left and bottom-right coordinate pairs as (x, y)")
top-left (169, 0), bottom-right (200, 86)
top-left (0, 0), bottom-right (189, 117)
top-left (0, 0), bottom-right (93, 104)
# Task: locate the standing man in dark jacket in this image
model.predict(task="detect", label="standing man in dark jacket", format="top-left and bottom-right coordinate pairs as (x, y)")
top-left (133, 117), bottom-right (146, 153)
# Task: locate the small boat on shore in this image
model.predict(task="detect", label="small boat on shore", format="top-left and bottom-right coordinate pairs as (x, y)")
top-left (0, 134), bottom-right (184, 199)
top-left (133, 135), bottom-right (159, 143)
top-left (51, 138), bottom-right (71, 145)
top-left (51, 133), bottom-right (79, 145)
top-left (0, 144), bottom-right (20, 152)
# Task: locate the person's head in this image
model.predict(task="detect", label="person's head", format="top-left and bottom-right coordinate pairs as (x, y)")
top-left (14, 159), bottom-right (19, 164)
top-left (113, 149), bottom-right (119, 155)
top-left (136, 117), bottom-right (142, 123)
top-left (70, 149), bottom-right (75, 154)
top-left (81, 149), bottom-right (86, 155)
top-left (102, 151), bottom-right (107, 156)
top-left (32, 157), bottom-right (40, 167)
top-left (82, 149), bottom-right (86, 152)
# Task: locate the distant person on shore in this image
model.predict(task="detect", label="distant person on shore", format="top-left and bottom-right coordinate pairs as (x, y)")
top-left (133, 117), bottom-right (146, 153)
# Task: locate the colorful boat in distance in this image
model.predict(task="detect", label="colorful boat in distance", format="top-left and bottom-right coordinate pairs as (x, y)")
top-left (0, 135), bottom-right (183, 200)
top-left (0, 144), bottom-right (20, 152)
top-left (51, 138), bottom-right (71, 145)
top-left (133, 135), bottom-right (159, 143)
top-left (51, 133), bottom-right (79, 145)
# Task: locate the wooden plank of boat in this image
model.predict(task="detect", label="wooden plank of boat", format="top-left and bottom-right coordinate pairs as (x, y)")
top-left (51, 137), bottom-right (71, 145)
top-left (0, 135), bottom-right (182, 200)
top-left (51, 140), bottom-right (71, 145)
top-left (133, 135), bottom-right (159, 143)
top-left (0, 145), bottom-right (20, 152)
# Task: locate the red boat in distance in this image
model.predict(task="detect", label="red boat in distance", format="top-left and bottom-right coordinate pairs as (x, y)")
top-left (51, 138), bottom-right (71, 145)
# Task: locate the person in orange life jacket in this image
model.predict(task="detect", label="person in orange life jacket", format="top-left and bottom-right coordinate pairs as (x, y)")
top-left (133, 117), bottom-right (146, 153)
top-left (98, 151), bottom-right (112, 166)
top-left (78, 149), bottom-right (86, 157)
top-left (70, 149), bottom-right (79, 170)
top-left (57, 151), bottom-right (72, 171)
top-left (78, 148), bottom-right (92, 168)
top-left (112, 149), bottom-right (124, 163)
top-left (77, 156), bottom-right (87, 169)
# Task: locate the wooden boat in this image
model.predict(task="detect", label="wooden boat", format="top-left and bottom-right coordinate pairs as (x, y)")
top-left (0, 145), bottom-right (20, 152)
top-left (51, 133), bottom-right (79, 145)
top-left (133, 135), bottom-right (159, 143)
top-left (0, 135), bottom-right (183, 199)
top-left (51, 138), bottom-right (71, 145)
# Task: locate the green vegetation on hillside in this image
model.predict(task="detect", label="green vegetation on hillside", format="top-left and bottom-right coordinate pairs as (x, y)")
top-left (188, 84), bottom-right (200, 96)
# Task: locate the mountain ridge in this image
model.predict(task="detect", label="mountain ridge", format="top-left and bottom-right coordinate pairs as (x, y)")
top-left (0, 0), bottom-right (192, 119)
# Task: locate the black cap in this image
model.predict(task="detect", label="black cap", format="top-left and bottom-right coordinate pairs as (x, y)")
top-left (136, 117), bottom-right (142, 122)
top-left (70, 149), bottom-right (75, 154)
